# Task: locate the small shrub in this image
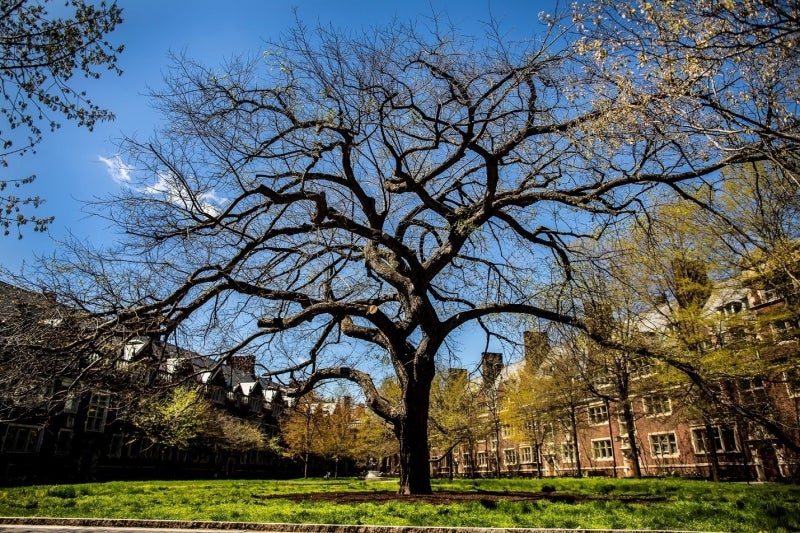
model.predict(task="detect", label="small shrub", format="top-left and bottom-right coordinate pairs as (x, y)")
top-left (46, 486), bottom-right (76, 499)
top-left (541, 484), bottom-right (557, 493)
top-left (479, 499), bottom-right (497, 509)
top-left (598, 484), bottom-right (615, 495)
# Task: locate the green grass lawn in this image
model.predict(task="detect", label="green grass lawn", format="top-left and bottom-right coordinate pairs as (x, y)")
top-left (1, 477), bottom-right (798, 532)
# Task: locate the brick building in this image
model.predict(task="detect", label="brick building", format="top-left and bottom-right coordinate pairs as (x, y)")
top-left (0, 282), bottom-right (295, 484)
top-left (435, 275), bottom-right (800, 481)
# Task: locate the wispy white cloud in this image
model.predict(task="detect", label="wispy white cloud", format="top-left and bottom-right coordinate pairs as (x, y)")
top-left (143, 171), bottom-right (227, 216)
top-left (98, 154), bottom-right (134, 185)
top-left (100, 155), bottom-right (228, 216)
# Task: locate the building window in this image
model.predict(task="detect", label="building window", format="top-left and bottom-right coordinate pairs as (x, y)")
top-left (650, 432), bottom-right (678, 457)
top-left (588, 403), bottom-right (609, 425)
top-left (250, 396), bottom-right (262, 413)
top-left (476, 451), bottom-right (487, 467)
top-left (758, 288), bottom-right (779, 304)
top-left (592, 438), bottom-right (613, 460)
top-left (501, 425), bottom-right (514, 439)
top-left (719, 301), bottom-right (744, 316)
top-left (3, 425), bottom-right (42, 453)
top-left (123, 339), bottom-right (145, 361)
top-left (85, 392), bottom-right (110, 432)
top-left (741, 376), bottom-right (765, 391)
top-left (643, 395), bottom-right (672, 416)
top-left (54, 429), bottom-right (73, 455)
top-left (462, 453), bottom-right (472, 467)
top-left (210, 386), bottom-right (226, 404)
top-left (562, 442), bottom-right (576, 463)
top-left (108, 434), bottom-right (125, 458)
top-left (691, 426), bottom-right (738, 454)
top-left (504, 448), bottom-right (517, 465)
top-left (618, 415), bottom-right (630, 437)
top-left (490, 436), bottom-right (498, 450)
top-left (629, 357), bottom-right (654, 379)
top-left (125, 440), bottom-right (140, 458)
top-left (520, 446), bottom-right (534, 464)
top-left (63, 394), bottom-right (80, 414)
top-left (786, 369), bottom-right (800, 398)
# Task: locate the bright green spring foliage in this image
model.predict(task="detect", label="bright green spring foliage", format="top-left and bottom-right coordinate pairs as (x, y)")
top-left (0, 0), bottom-right (123, 237)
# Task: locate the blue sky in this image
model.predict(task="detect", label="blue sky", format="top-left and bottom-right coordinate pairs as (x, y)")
top-left (3, 0), bottom-right (550, 271)
top-left (2, 0), bottom-right (553, 368)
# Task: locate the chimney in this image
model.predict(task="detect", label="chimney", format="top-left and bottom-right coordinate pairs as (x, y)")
top-left (523, 331), bottom-right (549, 370)
top-left (445, 368), bottom-right (468, 384)
top-left (230, 354), bottom-right (256, 377)
top-left (481, 352), bottom-right (503, 386)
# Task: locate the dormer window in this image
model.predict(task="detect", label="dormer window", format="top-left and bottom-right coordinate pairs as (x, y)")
top-left (719, 301), bottom-right (744, 316)
top-left (123, 339), bottom-right (146, 361)
top-left (761, 289), bottom-right (779, 304)
top-left (210, 386), bottom-right (226, 404)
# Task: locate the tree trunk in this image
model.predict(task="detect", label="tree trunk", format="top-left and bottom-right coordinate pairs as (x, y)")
top-left (396, 369), bottom-right (434, 495)
top-left (569, 408), bottom-right (583, 477)
top-left (604, 399), bottom-right (618, 478)
top-left (448, 450), bottom-right (454, 481)
top-left (622, 402), bottom-right (642, 478)
top-left (536, 443), bottom-right (543, 478)
top-left (704, 421), bottom-right (720, 482)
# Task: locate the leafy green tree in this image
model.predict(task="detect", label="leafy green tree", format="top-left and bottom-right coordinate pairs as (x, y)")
top-left (133, 387), bottom-right (215, 449)
top-left (579, 187), bottom-right (800, 460)
top-left (351, 381), bottom-right (400, 472)
top-left (314, 395), bottom-right (360, 477)
top-left (0, 0), bottom-right (123, 237)
top-left (133, 386), bottom-right (265, 454)
top-left (279, 393), bottom-right (326, 478)
top-left (428, 368), bottom-right (481, 478)
top-left (214, 410), bottom-right (265, 453)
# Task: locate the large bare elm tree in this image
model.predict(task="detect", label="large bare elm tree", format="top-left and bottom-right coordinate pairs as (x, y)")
top-left (22, 2), bottom-right (799, 494)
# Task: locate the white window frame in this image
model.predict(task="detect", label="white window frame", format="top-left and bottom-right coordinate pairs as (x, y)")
top-left (562, 442), bottom-right (576, 463)
top-left (476, 451), bottom-right (487, 467)
top-left (643, 395), bottom-right (672, 417)
top-left (629, 357), bottom-right (655, 379)
top-left (690, 426), bottom-right (739, 454)
top-left (85, 392), bottom-right (110, 432)
top-left (3, 424), bottom-right (42, 453)
top-left (649, 432), bottom-right (679, 458)
top-left (592, 438), bottom-right (613, 460)
top-left (588, 403), bottom-right (608, 425)
top-left (503, 448), bottom-right (517, 465)
top-left (520, 445), bottom-right (534, 464)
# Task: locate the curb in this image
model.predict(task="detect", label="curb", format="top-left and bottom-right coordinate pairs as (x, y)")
top-left (0, 517), bottom-right (717, 533)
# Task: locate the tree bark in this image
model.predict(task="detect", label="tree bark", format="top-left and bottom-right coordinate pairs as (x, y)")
top-left (622, 401), bottom-right (643, 478)
top-left (569, 408), bottom-right (583, 477)
top-left (395, 366), bottom-right (434, 495)
top-left (704, 420), bottom-right (721, 482)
